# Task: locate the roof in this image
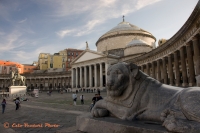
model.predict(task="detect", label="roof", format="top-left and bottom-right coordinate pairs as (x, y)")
top-left (126, 39), bottom-right (151, 48)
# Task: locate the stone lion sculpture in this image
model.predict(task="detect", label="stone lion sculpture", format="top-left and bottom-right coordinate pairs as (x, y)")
top-left (92, 62), bottom-right (200, 133)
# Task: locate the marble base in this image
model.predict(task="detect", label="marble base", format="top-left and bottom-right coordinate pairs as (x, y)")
top-left (76, 113), bottom-right (169, 133)
top-left (9, 86), bottom-right (26, 97)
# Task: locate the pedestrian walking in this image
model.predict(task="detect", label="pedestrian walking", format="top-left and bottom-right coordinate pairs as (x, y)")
top-left (15, 97), bottom-right (20, 110)
top-left (72, 92), bottom-right (77, 105)
top-left (1, 99), bottom-right (6, 114)
top-left (80, 95), bottom-right (84, 105)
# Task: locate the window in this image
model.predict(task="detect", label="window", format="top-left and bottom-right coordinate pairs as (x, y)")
top-left (62, 58), bottom-right (65, 62)
top-left (68, 59), bottom-right (70, 62)
top-left (68, 52), bottom-right (71, 56)
top-left (50, 64), bottom-right (53, 68)
top-left (76, 53), bottom-right (78, 56)
top-left (72, 52), bottom-right (74, 56)
top-left (62, 64), bottom-right (65, 68)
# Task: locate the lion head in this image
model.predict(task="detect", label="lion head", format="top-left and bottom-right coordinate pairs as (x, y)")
top-left (106, 62), bottom-right (139, 97)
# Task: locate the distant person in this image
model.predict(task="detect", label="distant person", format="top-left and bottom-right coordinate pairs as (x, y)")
top-left (80, 95), bottom-right (84, 105)
top-left (97, 89), bottom-right (100, 95)
top-left (97, 94), bottom-right (103, 101)
top-left (49, 90), bottom-right (52, 96)
top-left (1, 99), bottom-right (6, 114)
top-left (92, 94), bottom-right (98, 105)
top-left (15, 97), bottom-right (20, 110)
top-left (72, 92), bottom-right (77, 105)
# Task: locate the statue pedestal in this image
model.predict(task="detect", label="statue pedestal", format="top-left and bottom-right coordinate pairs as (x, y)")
top-left (9, 86), bottom-right (26, 97)
top-left (76, 113), bottom-right (168, 133)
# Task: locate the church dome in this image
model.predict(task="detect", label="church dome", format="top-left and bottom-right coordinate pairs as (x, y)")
top-left (126, 39), bottom-right (150, 48)
top-left (106, 21), bottom-right (141, 34)
top-left (96, 19), bottom-right (156, 53)
top-left (124, 39), bottom-right (152, 56)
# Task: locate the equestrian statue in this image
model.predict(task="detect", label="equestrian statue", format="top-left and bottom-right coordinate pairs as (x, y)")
top-left (10, 70), bottom-right (26, 86)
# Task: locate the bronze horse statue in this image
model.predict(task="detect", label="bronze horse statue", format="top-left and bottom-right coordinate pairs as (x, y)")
top-left (10, 71), bottom-right (26, 86)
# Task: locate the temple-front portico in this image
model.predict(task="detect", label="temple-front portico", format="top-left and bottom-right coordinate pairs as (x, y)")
top-left (71, 47), bottom-right (118, 91)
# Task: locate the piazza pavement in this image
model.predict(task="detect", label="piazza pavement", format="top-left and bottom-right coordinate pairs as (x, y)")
top-left (0, 91), bottom-right (107, 133)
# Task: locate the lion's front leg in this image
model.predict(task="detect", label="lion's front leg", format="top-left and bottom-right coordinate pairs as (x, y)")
top-left (161, 109), bottom-right (194, 133)
top-left (91, 99), bottom-right (109, 118)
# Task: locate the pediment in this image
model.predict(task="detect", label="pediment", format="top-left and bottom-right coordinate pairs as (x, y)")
top-left (74, 51), bottom-right (104, 63)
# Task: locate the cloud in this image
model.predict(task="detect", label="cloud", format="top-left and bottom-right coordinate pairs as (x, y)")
top-left (0, 30), bottom-right (22, 52)
top-left (56, 29), bottom-right (76, 38)
top-left (18, 18), bottom-right (27, 23)
top-left (55, 0), bottom-right (162, 37)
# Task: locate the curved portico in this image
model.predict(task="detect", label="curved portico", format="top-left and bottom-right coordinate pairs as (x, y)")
top-left (124, 1), bottom-right (200, 87)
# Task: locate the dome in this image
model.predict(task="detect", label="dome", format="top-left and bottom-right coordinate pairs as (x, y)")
top-left (106, 21), bottom-right (141, 34)
top-left (98, 21), bottom-right (155, 41)
top-left (126, 39), bottom-right (151, 48)
top-left (96, 20), bottom-right (156, 53)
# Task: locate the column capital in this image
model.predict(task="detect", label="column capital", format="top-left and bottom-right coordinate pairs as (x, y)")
top-left (192, 36), bottom-right (198, 41)
top-left (168, 54), bottom-right (172, 57)
top-left (162, 57), bottom-right (166, 60)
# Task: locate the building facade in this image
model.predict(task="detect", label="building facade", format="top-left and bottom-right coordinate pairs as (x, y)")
top-left (38, 53), bottom-right (50, 70)
top-left (71, 1), bottom-right (200, 92)
top-left (66, 48), bottom-right (84, 71)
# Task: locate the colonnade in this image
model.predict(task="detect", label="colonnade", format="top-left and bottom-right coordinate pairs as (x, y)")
top-left (0, 76), bottom-right (71, 91)
top-left (140, 36), bottom-right (200, 87)
top-left (26, 77), bottom-right (71, 90)
top-left (72, 62), bottom-right (109, 89)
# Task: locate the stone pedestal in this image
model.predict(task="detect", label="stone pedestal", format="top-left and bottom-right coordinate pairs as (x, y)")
top-left (196, 75), bottom-right (200, 87)
top-left (9, 86), bottom-right (26, 97)
top-left (76, 113), bottom-right (168, 133)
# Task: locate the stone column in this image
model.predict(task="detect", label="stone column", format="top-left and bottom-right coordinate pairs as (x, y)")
top-left (146, 63), bottom-right (150, 75)
top-left (80, 67), bottom-right (82, 88)
top-left (94, 64), bottom-right (97, 87)
top-left (192, 37), bottom-right (200, 86)
top-left (168, 54), bottom-right (174, 85)
top-left (105, 63), bottom-right (110, 85)
top-left (186, 43), bottom-right (195, 86)
top-left (157, 60), bottom-right (161, 81)
top-left (48, 78), bottom-right (49, 90)
top-left (151, 62), bottom-right (155, 79)
top-left (43, 78), bottom-right (45, 90)
top-left (76, 68), bottom-right (78, 88)
top-left (72, 68), bottom-right (74, 88)
top-left (141, 65), bottom-right (144, 72)
top-left (174, 51), bottom-right (180, 86)
top-left (180, 47), bottom-right (188, 87)
top-left (100, 63), bottom-right (103, 87)
top-left (162, 57), bottom-right (168, 84)
top-left (57, 78), bottom-right (59, 90)
top-left (84, 66), bottom-right (87, 88)
top-left (89, 65), bottom-right (92, 87)
top-left (39, 78), bottom-right (41, 89)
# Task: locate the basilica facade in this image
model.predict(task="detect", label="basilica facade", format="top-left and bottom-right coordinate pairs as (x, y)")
top-left (71, 1), bottom-right (200, 91)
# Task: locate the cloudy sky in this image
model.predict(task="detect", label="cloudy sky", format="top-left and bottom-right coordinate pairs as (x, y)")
top-left (0, 0), bottom-right (198, 64)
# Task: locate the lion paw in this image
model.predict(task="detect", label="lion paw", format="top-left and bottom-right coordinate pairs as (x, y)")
top-left (162, 112), bottom-right (188, 133)
top-left (92, 108), bottom-right (109, 117)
